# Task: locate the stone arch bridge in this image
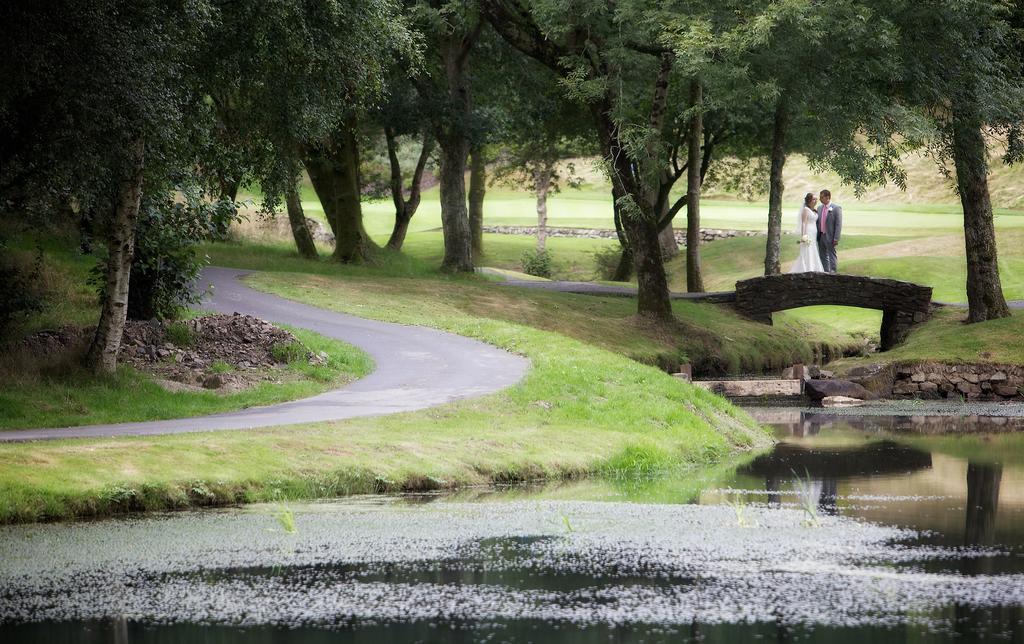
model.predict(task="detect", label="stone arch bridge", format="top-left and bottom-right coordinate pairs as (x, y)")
top-left (734, 273), bottom-right (933, 351)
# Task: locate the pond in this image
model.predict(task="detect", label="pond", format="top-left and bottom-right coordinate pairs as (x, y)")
top-left (2, 410), bottom-right (1024, 643)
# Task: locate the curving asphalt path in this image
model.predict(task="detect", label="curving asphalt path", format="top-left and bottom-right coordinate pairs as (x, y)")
top-left (0, 267), bottom-right (529, 443)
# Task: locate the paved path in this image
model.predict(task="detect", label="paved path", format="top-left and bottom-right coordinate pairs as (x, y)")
top-left (0, 268), bottom-right (529, 443)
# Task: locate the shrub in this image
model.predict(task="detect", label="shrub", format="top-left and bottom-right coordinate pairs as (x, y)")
top-left (90, 185), bottom-right (239, 321)
top-left (520, 248), bottom-right (553, 278)
top-left (0, 244), bottom-right (45, 338)
top-left (271, 340), bottom-right (307, 364)
top-left (165, 321), bottom-right (197, 347)
top-left (593, 246), bottom-right (623, 281)
top-left (209, 360), bottom-right (233, 374)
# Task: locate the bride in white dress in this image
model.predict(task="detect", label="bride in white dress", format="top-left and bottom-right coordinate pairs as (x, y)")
top-left (790, 192), bottom-right (824, 273)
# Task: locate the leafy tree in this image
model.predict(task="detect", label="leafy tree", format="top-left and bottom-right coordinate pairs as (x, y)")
top-left (890, 0), bottom-right (1022, 321)
top-left (1, 0), bottom-right (215, 373)
top-left (376, 75), bottom-right (436, 251)
top-left (706, 0), bottom-right (913, 277)
top-left (490, 55), bottom-right (592, 253)
top-left (485, 0), bottom-right (690, 317)
top-left (201, 0), bottom-right (415, 263)
top-left (121, 187), bottom-right (238, 320)
top-left (409, 1), bottom-right (486, 273)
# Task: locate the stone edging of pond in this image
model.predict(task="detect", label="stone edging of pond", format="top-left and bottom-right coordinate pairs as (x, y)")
top-left (845, 361), bottom-right (1024, 401)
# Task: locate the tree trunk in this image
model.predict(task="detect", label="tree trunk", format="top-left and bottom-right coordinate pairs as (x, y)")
top-left (286, 184), bottom-right (318, 259)
top-left (611, 184), bottom-right (633, 281)
top-left (433, 28), bottom-right (478, 273)
top-left (387, 210), bottom-right (411, 252)
top-left (658, 217), bottom-right (679, 259)
top-left (303, 125), bottom-right (369, 264)
top-left (685, 78), bottom-right (705, 293)
top-left (385, 129), bottom-right (433, 251)
top-left (625, 213), bottom-right (672, 317)
top-left (596, 128), bottom-right (671, 315)
top-left (764, 96), bottom-right (789, 276)
top-left (384, 127), bottom-right (410, 251)
top-left (469, 146), bottom-right (486, 260)
top-left (534, 166), bottom-right (551, 252)
top-left (951, 97), bottom-right (1011, 322)
top-left (437, 138), bottom-right (474, 272)
top-left (86, 137), bottom-right (145, 374)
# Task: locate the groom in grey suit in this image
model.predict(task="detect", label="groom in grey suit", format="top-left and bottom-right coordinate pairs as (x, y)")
top-left (817, 189), bottom-right (842, 272)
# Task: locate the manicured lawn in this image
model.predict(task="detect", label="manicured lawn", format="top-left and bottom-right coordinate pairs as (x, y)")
top-left (280, 182), bottom-right (1024, 238)
top-left (238, 177), bottom-right (1024, 349)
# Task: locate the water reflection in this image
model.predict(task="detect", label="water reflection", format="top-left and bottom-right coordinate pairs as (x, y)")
top-left (732, 411), bottom-right (1023, 552)
top-left (966, 462), bottom-right (1003, 550)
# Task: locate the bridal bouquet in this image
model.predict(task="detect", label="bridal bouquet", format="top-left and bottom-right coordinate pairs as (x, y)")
top-left (799, 234), bottom-right (810, 245)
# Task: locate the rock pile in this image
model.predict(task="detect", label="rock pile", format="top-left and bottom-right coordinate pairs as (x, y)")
top-left (892, 364), bottom-right (1023, 400)
top-left (15, 314), bottom-right (325, 393)
top-left (118, 313), bottom-right (325, 391)
top-left (482, 225), bottom-right (763, 245)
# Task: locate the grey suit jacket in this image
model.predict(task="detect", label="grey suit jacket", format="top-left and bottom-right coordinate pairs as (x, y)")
top-left (816, 203), bottom-right (842, 243)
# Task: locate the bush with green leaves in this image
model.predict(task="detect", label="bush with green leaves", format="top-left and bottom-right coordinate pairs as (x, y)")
top-left (520, 249), bottom-right (553, 279)
top-left (165, 321), bottom-right (197, 347)
top-left (592, 246), bottom-right (623, 281)
top-left (0, 243), bottom-right (44, 338)
top-left (91, 186), bottom-right (238, 321)
top-left (271, 340), bottom-right (307, 364)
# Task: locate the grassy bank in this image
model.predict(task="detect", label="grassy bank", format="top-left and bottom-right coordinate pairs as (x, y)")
top-left (0, 325), bottom-right (372, 430)
top-left (0, 277), bottom-right (771, 522)
top-left (831, 308), bottom-right (1024, 370)
top-left (207, 241), bottom-right (857, 374)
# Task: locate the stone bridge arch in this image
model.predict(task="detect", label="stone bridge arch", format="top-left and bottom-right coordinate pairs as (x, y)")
top-left (734, 273), bottom-right (933, 351)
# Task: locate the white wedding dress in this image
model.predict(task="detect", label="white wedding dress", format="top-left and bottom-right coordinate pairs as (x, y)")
top-left (789, 206), bottom-right (825, 273)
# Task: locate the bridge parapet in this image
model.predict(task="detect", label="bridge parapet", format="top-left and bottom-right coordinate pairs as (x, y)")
top-left (734, 273), bottom-right (933, 350)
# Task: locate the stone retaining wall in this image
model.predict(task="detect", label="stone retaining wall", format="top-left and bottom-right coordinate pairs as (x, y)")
top-left (891, 363), bottom-right (1023, 400)
top-left (482, 225), bottom-right (763, 245)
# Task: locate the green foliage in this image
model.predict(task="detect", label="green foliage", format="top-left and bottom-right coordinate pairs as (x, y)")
top-left (726, 493), bottom-right (757, 528)
top-left (592, 246), bottom-right (624, 281)
top-left (271, 340), bottom-right (308, 365)
top-left (85, 188), bottom-right (237, 322)
top-left (209, 361), bottom-right (233, 374)
top-left (0, 0), bottom-right (216, 225)
top-left (274, 504), bottom-right (298, 535)
top-left (0, 244), bottom-right (44, 339)
top-left (520, 249), bottom-right (553, 278)
top-left (203, 0), bottom-right (418, 209)
top-left (792, 469), bottom-right (822, 528)
top-left (121, 188), bottom-right (239, 320)
top-left (165, 322), bottom-right (197, 348)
